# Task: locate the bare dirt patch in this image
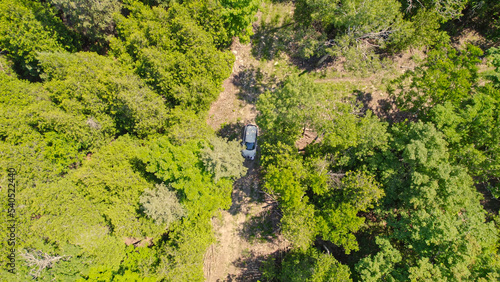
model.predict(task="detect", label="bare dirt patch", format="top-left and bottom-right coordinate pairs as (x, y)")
top-left (207, 39), bottom-right (260, 130)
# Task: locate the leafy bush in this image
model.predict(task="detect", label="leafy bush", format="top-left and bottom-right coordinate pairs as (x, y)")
top-left (0, 0), bottom-right (63, 79)
top-left (200, 136), bottom-right (247, 182)
top-left (280, 248), bottom-right (352, 281)
top-left (140, 183), bottom-right (186, 226)
top-left (111, 1), bottom-right (233, 111)
top-left (49, 0), bottom-right (121, 47)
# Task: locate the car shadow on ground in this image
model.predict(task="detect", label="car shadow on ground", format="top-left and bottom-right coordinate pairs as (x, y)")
top-left (217, 122), bottom-right (245, 141)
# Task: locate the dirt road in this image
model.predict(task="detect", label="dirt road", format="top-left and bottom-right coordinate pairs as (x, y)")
top-left (204, 39), bottom-right (289, 281)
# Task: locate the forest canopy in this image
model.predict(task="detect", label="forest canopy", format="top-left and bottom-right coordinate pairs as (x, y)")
top-left (0, 0), bottom-right (499, 281)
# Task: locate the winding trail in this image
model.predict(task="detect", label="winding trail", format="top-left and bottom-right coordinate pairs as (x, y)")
top-left (203, 39), bottom-right (289, 281)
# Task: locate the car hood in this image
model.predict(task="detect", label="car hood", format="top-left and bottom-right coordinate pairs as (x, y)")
top-left (242, 148), bottom-right (256, 158)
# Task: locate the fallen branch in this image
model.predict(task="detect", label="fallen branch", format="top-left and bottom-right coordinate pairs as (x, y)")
top-left (21, 249), bottom-right (69, 279)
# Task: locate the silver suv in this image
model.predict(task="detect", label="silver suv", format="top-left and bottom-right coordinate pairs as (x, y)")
top-left (241, 124), bottom-right (258, 160)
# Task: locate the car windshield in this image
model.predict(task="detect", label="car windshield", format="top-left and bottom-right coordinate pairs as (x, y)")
top-left (245, 142), bottom-right (255, 150)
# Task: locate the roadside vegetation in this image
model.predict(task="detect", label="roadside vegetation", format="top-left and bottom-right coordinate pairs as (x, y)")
top-left (0, 0), bottom-right (499, 281)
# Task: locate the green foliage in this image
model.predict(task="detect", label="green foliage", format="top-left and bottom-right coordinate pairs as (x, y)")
top-left (71, 135), bottom-right (165, 239)
top-left (139, 137), bottom-right (233, 217)
top-left (469, 0), bottom-right (500, 40)
top-left (258, 75), bottom-right (389, 166)
top-left (157, 217), bottom-right (215, 281)
top-left (400, 0), bottom-right (469, 22)
top-left (219, 0), bottom-right (260, 43)
top-left (430, 91), bottom-right (500, 197)
top-left (0, 72), bottom-right (82, 186)
top-left (261, 142), bottom-right (319, 250)
top-left (360, 122), bottom-right (500, 280)
top-left (166, 107), bottom-right (214, 144)
top-left (486, 47), bottom-right (500, 88)
top-left (292, 0), bottom-right (454, 65)
top-left (0, 243), bottom-right (91, 281)
top-left (340, 171), bottom-right (384, 212)
top-left (12, 177), bottom-right (127, 278)
top-left (49, 0), bottom-right (121, 47)
top-left (258, 75), bottom-right (388, 254)
top-left (182, 0), bottom-right (232, 48)
top-left (0, 0), bottom-right (64, 79)
top-left (112, 246), bottom-right (158, 281)
top-left (280, 248), bottom-right (352, 282)
top-left (1, 0), bottom-right (497, 279)
top-left (294, 0), bottom-right (430, 54)
top-left (140, 183), bottom-right (186, 226)
top-left (391, 41), bottom-right (482, 118)
top-left (180, 0), bottom-right (260, 47)
top-left (313, 171), bottom-right (383, 254)
top-left (391, 42), bottom-right (500, 196)
top-left (356, 237), bottom-right (402, 281)
top-left (260, 143), bottom-right (384, 254)
top-left (111, 1), bottom-right (234, 111)
top-left (257, 75), bottom-right (346, 145)
top-left (137, 135), bottom-right (237, 281)
top-left (38, 51), bottom-right (168, 141)
top-left (200, 136), bottom-right (247, 182)
top-left (281, 203), bottom-right (318, 251)
top-left (326, 0), bottom-right (408, 49)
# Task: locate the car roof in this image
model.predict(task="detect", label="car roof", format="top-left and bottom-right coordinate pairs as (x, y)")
top-left (245, 125), bottom-right (257, 143)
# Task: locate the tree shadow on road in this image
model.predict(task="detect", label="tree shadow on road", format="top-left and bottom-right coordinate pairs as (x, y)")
top-left (239, 200), bottom-right (281, 243)
top-left (229, 161), bottom-right (264, 216)
top-left (233, 65), bottom-right (277, 105)
top-left (225, 249), bottom-right (289, 282)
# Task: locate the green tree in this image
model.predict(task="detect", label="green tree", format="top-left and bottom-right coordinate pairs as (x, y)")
top-left (430, 92), bottom-right (500, 197)
top-left (400, 0), bottom-right (469, 22)
top-left (48, 0), bottom-right (121, 47)
top-left (359, 122), bottom-right (500, 280)
top-left (139, 136), bottom-right (233, 217)
top-left (314, 171), bottom-right (384, 254)
top-left (219, 0), bottom-right (260, 43)
top-left (112, 245), bottom-right (158, 281)
top-left (391, 42), bottom-right (500, 196)
top-left (390, 41), bottom-right (482, 118)
top-left (183, 0), bottom-right (259, 47)
top-left (111, 1), bottom-right (233, 111)
top-left (0, 0), bottom-right (64, 78)
top-left (486, 47), bottom-right (500, 88)
top-left (71, 136), bottom-right (166, 238)
top-left (258, 75), bottom-right (388, 253)
top-left (200, 136), bottom-right (247, 182)
top-left (280, 248), bottom-right (352, 282)
top-left (294, 0), bottom-right (427, 54)
top-left (356, 237), bottom-right (403, 281)
top-left (167, 107), bottom-right (214, 144)
top-left (156, 217), bottom-right (215, 281)
top-left (261, 142), bottom-right (318, 250)
top-left (37, 51), bottom-right (168, 142)
top-left (257, 75), bottom-right (340, 145)
top-left (140, 183), bottom-right (186, 226)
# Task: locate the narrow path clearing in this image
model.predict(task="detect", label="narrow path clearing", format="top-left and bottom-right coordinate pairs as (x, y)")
top-left (207, 40), bottom-right (258, 129)
top-left (204, 39), bottom-right (289, 281)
